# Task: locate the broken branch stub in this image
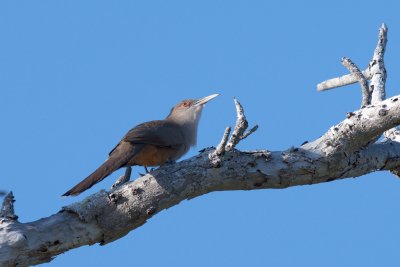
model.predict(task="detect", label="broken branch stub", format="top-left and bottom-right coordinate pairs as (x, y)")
top-left (0, 191), bottom-right (18, 221)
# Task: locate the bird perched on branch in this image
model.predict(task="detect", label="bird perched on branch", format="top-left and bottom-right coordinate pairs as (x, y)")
top-left (63, 94), bottom-right (219, 196)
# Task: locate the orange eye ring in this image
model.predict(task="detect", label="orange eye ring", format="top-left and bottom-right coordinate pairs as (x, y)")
top-left (180, 101), bottom-right (191, 107)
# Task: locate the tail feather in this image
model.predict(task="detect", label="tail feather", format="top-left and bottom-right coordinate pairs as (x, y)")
top-left (63, 143), bottom-right (141, 196)
top-left (62, 158), bottom-right (122, 196)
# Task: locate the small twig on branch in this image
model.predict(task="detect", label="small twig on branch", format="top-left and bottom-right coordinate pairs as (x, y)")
top-left (317, 69), bottom-right (370, 91)
top-left (312, 24), bottom-right (393, 156)
top-left (341, 57), bottom-right (370, 107)
top-left (318, 24), bottom-right (388, 96)
top-left (369, 23), bottom-right (388, 104)
top-left (216, 126), bottom-right (232, 153)
top-left (0, 190), bottom-right (5, 197)
top-left (240, 125), bottom-right (259, 140)
top-left (208, 126), bottom-right (231, 167)
top-left (370, 24), bottom-right (400, 175)
top-left (209, 98), bottom-right (258, 166)
top-left (0, 191), bottom-right (18, 221)
top-left (225, 98), bottom-right (249, 151)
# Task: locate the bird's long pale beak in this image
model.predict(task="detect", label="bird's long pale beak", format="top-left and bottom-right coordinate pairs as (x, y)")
top-left (194, 93), bottom-right (219, 106)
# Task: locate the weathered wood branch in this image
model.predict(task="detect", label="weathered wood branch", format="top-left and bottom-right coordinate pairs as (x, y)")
top-left (208, 126), bottom-right (231, 167)
top-left (302, 95), bottom-right (400, 155)
top-left (0, 192), bottom-right (17, 220)
top-left (341, 57), bottom-right (370, 107)
top-left (369, 23), bottom-right (387, 103)
top-left (209, 98), bottom-right (258, 167)
top-left (2, 94), bottom-right (400, 266)
top-left (225, 98), bottom-right (250, 151)
top-left (317, 23), bottom-right (387, 92)
top-left (317, 68), bottom-right (371, 91)
top-left (314, 23), bottom-right (389, 153)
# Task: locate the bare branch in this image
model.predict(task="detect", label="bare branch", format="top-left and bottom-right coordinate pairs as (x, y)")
top-left (240, 125), bottom-right (259, 140)
top-left (317, 68), bottom-right (371, 91)
top-left (384, 128), bottom-right (400, 142)
top-left (217, 126), bottom-right (232, 150)
top-left (209, 96), bottom-right (258, 167)
top-left (3, 91), bottom-right (400, 265)
top-left (208, 126), bottom-right (231, 167)
top-left (384, 128), bottom-right (400, 178)
top-left (225, 98), bottom-right (249, 151)
top-left (0, 211), bottom-right (102, 266)
top-left (209, 97), bottom-right (258, 166)
top-left (0, 192), bottom-right (18, 221)
top-left (3, 135), bottom-right (400, 265)
top-left (367, 24), bottom-right (400, 178)
top-left (369, 23), bottom-right (388, 104)
top-left (302, 96), bottom-right (400, 156)
top-left (318, 24), bottom-right (387, 96)
top-left (317, 24), bottom-right (389, 151)
top-left (341, 57), bottom-right (370, 107)
top-left (318, 24), bottom-right (387, 93)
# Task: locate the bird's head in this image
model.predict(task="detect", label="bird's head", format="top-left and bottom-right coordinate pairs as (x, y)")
top-left (166, 94), bottom-right (219, 124)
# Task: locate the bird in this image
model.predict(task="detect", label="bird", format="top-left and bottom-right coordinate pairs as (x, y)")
top-left (62, 94), bottom-right (219, 196)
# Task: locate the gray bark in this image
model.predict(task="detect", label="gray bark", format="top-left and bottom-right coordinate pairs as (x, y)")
top-left (2, 96), bottom-right (400, 266)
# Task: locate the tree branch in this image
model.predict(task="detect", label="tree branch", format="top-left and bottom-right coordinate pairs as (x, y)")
top-left (2, 137), bottom-right (400, 266)
top-left (369, 23), bottom-right (388, 104)
top-left (209, 98), bottom-right (258, 167)
top-left (341, 57), bottom-right (370, 107)
top-left (302, 95), bottom-right (400, 155)
top-left (0, 192), bottom-right (17, 221)
top-left (209, 126), bottom-right (231, 167)
top-left (2, 93), bottom-right (400, 265)
top-left (225, 98), bottom-right (249, 151)
top-left (317, 68), bottom-right (371, 91)
top-left (317, 23), bottom-right (387, 93)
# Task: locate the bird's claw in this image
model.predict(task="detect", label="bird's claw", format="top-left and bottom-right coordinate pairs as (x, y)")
top-left (111, 167), bottom-right (132, 189)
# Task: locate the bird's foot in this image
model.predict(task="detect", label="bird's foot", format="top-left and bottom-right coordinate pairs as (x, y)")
top-left (139, 166), bottom-right (154, 176)
top-left (111, 166), bottom-right (132, 189)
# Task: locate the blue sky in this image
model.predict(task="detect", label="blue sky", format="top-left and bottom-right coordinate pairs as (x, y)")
top-left (1, 1), bottom-right (400, 266)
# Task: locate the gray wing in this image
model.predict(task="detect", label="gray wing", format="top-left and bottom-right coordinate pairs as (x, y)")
top-left (109, 120), bottom-right (185, 155)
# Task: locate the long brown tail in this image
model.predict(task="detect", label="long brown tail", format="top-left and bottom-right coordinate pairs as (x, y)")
top-left (62, 142), bottom-right (141, 196)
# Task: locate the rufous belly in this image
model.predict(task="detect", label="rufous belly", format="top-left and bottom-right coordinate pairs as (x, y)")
top-left (126, 144), bottom-right (179, 167)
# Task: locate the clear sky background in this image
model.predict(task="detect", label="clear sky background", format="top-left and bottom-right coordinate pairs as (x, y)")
top-left (1, 1), bottom-right (400, 266)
